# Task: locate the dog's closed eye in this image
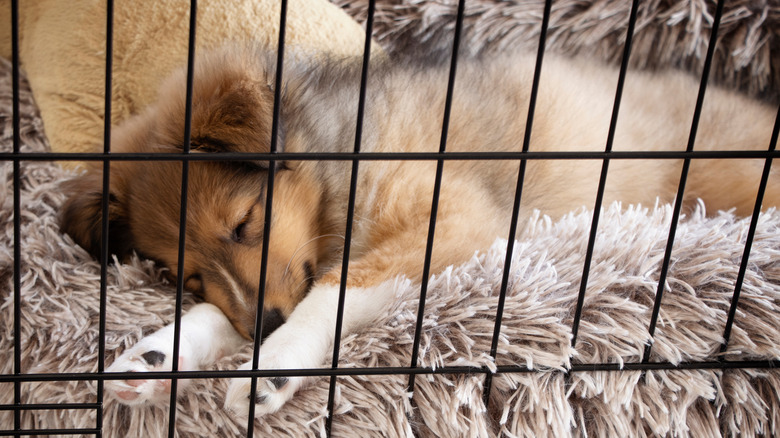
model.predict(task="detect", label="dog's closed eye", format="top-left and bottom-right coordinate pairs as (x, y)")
top-left (231, 210), bottom-right (252, 244)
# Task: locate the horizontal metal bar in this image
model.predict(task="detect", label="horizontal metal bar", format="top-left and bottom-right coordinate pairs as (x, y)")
top-left (0, 428), bottom-right (99, 437)
top-left (0, 150), bottom-right (779, 162)
top-left (0, 403), bottom-right (100, 411)
top-left (1, 359), bottom-right (777, 383)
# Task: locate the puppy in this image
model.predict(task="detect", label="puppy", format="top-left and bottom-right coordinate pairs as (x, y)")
top-left (60, 47), bottom-right (779, 417)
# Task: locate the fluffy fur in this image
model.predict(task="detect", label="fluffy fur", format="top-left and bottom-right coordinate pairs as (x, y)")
top-left (58, 47), bottom-right (778, 417)
top-left (334, 0), bottom-right (780, 101)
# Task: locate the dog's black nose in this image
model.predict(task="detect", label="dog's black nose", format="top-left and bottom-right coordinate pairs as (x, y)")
top-left (260, 308), bottom-right (285, 340)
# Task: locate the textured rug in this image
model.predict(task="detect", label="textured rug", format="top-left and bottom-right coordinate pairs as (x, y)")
top-left (2, 1), bottom-right (780, 437)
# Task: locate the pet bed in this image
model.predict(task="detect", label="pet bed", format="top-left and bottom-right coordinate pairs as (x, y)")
top-left (2, 1), bottom-right (780, 437)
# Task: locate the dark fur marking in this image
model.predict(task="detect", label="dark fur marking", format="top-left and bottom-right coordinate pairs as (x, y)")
top-left (141, 350), bottom-right (166, 367)
top-left (302, 261), bottom-right (315, 294)
top-left (191, 136), bottom-right (234, 153)
top-left (252, 392), bottom-right (268, 404)
top-left (303, 261), bottom-right (314, 281)
top-left (192, 137), bottom-right (276, 172)
top-left (269, 376), bottom-right (288, 390)
top-left (60, 187), bottom-right (134, 262)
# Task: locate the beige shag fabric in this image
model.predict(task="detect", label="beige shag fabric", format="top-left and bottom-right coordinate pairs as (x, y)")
top-left (334, 0), bottom-right (780, 101)
top-left (2, 1), bottom-right (780, 437)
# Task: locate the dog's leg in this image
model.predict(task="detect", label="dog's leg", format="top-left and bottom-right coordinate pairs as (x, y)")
top-left (106, 302), bottom-right (245, 405)
top-left (223, 278), bottom-right (399, 418)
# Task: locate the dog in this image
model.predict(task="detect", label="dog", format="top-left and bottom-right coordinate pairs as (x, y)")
top-left (60, 47), bottom-right (779, 418)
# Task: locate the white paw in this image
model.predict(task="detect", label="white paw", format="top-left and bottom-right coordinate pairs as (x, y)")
top-left (223, 281), bottom-right (398, 418)
top-left (224, 353), bottom-right (309, 418)
top-left (105, 332), bottom-right (192, 405)
top-left (105, 303), bottom-right (246, 406)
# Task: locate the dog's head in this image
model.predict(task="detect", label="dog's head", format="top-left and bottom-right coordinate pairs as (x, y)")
top-left (60, 50), bottom-right (324, 339)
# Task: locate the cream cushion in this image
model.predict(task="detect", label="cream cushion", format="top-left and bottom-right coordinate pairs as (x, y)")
top-left (0, 0), bottom-right (373, 157)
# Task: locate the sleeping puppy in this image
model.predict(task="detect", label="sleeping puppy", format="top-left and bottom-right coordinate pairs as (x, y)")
top-left (60, 47), bottom-right (779, 417)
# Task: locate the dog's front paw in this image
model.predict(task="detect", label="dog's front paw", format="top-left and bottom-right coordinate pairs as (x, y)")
top-left (105, 332), bottom-right (192, 405)
top-left (224, 354), bottom-right (308, 418)
top-left (105, 303), bottom-right (245, 406)
top-left (223, 282), bottom-right (388, 418)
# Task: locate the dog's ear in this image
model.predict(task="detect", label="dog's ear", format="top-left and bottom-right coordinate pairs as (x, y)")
top-left (60, 169), bottom-right (133, 262)
top-left (189, 78), bottom-right (285, 171)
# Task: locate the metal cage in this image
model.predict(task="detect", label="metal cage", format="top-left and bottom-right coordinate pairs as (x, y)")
top-left (2, 0), bottom-right (779, 436)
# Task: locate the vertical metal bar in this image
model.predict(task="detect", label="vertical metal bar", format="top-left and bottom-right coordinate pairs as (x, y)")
top-left (245, 0), bottom-right (286, 434)
top-left (96, 1), bottom-right (115, 435)
top-left (324, 1), bottom-right (375, 434)
top-left (407, 0), bottom-right (465, 394)
top-left (720, 105), bottom-right (779, 353)
top-left (570, 0), bottom-right (639, 348)
top-left (167, 1), bottom-right (197, 435)
top-left (482, 0), bottom-right (552, 408)
top-left (11, 0), bottom-right (21, 432)
top-left (642, 0), bottom-right (725, 363)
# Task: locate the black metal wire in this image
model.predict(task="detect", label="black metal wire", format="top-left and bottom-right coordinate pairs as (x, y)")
top-left (642, 0), bottom-right (725, 363)
top-left (1, 353), bottom-right (778, 436)
top-left (0, 403), bottom-right (101, 411)
top-left (482, 0), bottom-right (552, 408)
top-left (245, 0), bottom-right (286, 433)
top-left (2, 358), bottom-right (779, 385)
top-left (3, 0), bottom-right (779, 435)
top-left (407, 0), bottom-right (465, 398)
top-left (4, 149), bottom-right (777, 163)
top-left (0, 428), bottom-right (102, 437)
top-left (11, 0), bottom-right (21, 433)
top-left (324, 1), bottom-right (376, 434)
top-left (571, 0), bottom-right (639, 348)
top-left (166, 1), bottom-right (198, 436)
top-left (720, 104), bottom-right (780, 353)
top-left (96, 1), bottom-right (114, 436)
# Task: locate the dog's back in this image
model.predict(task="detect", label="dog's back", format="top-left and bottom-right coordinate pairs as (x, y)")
top-left (285, 52), bottom-right (778, 267)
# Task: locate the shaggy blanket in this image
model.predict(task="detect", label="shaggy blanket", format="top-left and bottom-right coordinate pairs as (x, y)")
top-left (2, 1), bottom-right (780, 437)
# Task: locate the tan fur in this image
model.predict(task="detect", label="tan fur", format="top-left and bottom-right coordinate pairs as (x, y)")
top-left (61, 48), bottom-right (779, 340)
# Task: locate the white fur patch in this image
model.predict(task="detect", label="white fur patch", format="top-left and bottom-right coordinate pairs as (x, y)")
top-left (224, 278), bottom-right (401, 417)
top-left (105, 303), bottom-right (245, 405)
